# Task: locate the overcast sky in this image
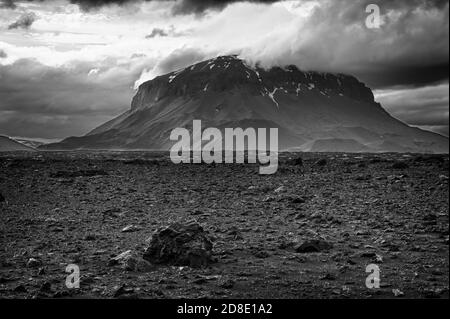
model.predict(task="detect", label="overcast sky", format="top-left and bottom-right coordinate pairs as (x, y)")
top-left (0, 0), bottom-right (448, 140)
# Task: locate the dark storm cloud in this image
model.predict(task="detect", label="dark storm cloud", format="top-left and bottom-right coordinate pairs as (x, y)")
top-left (7, 12), bottom-right (37, 29)
top-left (2, 0), bottom-right (280, 14)
top-left (240, 0), bottom-right (449, 89)
top-left (169, 0), bottom-right (278, 14)
top-left (364, 63), bottom-right (449, 89)
top-left (0, 0), bottom-right (16, 9)
top-left (145, 27), bottom-right (169, 38)
top-left (0, 57), bottom-right (155, 138)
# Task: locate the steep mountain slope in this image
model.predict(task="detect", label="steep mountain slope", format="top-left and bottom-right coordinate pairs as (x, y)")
top-left (42, 55), bottom-right (449, 153)
top-left (0, 136), bottom-right (36, 152)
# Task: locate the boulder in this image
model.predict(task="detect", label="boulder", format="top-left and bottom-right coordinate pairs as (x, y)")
top-left (143, 221), bottom-right (213, 268)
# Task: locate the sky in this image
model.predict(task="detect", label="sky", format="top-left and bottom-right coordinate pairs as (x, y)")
top-left (0, 0), bottom-right (448, 140)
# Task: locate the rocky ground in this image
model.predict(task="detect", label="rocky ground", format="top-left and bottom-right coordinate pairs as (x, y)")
top-left (0, 151), bottom-right (448, 299)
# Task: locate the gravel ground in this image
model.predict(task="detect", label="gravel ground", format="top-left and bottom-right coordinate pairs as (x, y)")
top-left (0, 151), bottom-right (448, 299)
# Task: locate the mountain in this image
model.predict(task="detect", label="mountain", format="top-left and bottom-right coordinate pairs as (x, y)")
top-left (42, 55), bottom-right (449, 153)
top-left (0, 136), bottom-right (36, 152)
top-left (11, 138), bottom-right (47, 149)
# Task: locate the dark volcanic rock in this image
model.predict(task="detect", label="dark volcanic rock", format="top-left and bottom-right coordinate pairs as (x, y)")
top-left (26, 258), bottom-right (42, 268)
top-left (392, 161), bottom-right (409, 169)
top-left (143, 221), bottom-right (213, 268)
top-left (315, 159), bottom-right (328, 167)
top-left (108, 250), bottom-right (152, 272)
top-left (287, 157), bottom-right (303, 166)
top-left (295, 240), bottom-right (333, 253)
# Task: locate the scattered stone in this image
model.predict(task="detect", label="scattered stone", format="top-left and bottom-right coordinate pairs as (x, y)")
top-left (287, 157), bottom-right (303, 166)
top-left (422, 288), bottom-right (443, 299)
top-left (13, 285), bottom-right (27, 293)
top-left (274, 186), bottom-right (286, 193)
top-left (321, 273), bottom-right (336, 280)
top-left (295, 240), bottom-right (333, 253)
top-left (252, 249), bottom-right (270, 258)
top-left (227, 227), bottom-right (243, 240)
top-left (278, 195), bottom-right (306, 204)
top-left (392, 289), bottom-right (404, 297)
top-left (294, 212), bottom-right (306, 220)
top-left (108, 250), bottom-right (152, 271)
top-left (113, 284), bottom-right (135, 298)
top-left (108, 250), bottom-right (133, 266)
top-left (39, 281), bottom-right (52, 293)
top-left (375, 254), bottom-right (383, 263)
top-left (84, 234), bottom-right (97, 241)
top-left (101, 208), bottom-right (122, 218)
top-left (218, 278), bottom-right (235, 289)
top-left (143, 221), bottom-right (213, 268)
top-left (315, 158), bottom-right (327, 167)
top-left (26, 258), bottom-right (42, 268)
top-left (121, 225), bottom-right (141, 233)
top-left (360, 251), bottom-right (377, 258)
top-left (392, 161), bottom-right (409, 169)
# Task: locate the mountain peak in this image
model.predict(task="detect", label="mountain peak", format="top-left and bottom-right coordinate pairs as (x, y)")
top-left (132, 55), bottom-right (375, 112)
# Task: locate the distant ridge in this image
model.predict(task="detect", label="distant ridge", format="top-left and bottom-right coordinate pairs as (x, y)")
top-left (0, 136), bottom-right (37, 152)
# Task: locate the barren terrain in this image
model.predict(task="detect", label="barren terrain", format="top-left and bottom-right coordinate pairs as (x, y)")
top-left (0, 151), bottom-right (448, 298)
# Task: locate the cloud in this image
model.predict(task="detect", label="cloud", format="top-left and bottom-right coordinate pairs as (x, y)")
top-left (0, 0), bottom-right (16, 9)
top-left (169, 0), bottom-right (279, 15)
top-left (0, 57), bottom-right (154, 138)
top-left (135, 46), bottom-right (207, 87)
top-left (232, 0), bottom-right (449, 88)
top-left (145, 27), bottom-right (169, 38)
top-left (0, 49), bottom-right (6, 58)
top-left (7, 12), bottom-right (37, 29)
top-left (3, 0), bottom-right (279, 14)
top-left (0, 0), bottom-right (448, 139)
top-left (374, 82), bottom-right (449, 134)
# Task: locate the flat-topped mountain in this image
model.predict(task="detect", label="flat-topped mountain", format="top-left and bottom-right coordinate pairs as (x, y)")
top-left (42, 55), bottom-right (449, 153)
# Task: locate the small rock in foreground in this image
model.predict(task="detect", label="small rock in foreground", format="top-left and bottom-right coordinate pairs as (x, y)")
top-left (108, 250), bottom-right (152, 272)
top-left (26, 258), bottom-right (42, 268)
top-left (295, 239), bottom-right (333, 253)
top-left (121, 225), bottom-right (141, 233)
